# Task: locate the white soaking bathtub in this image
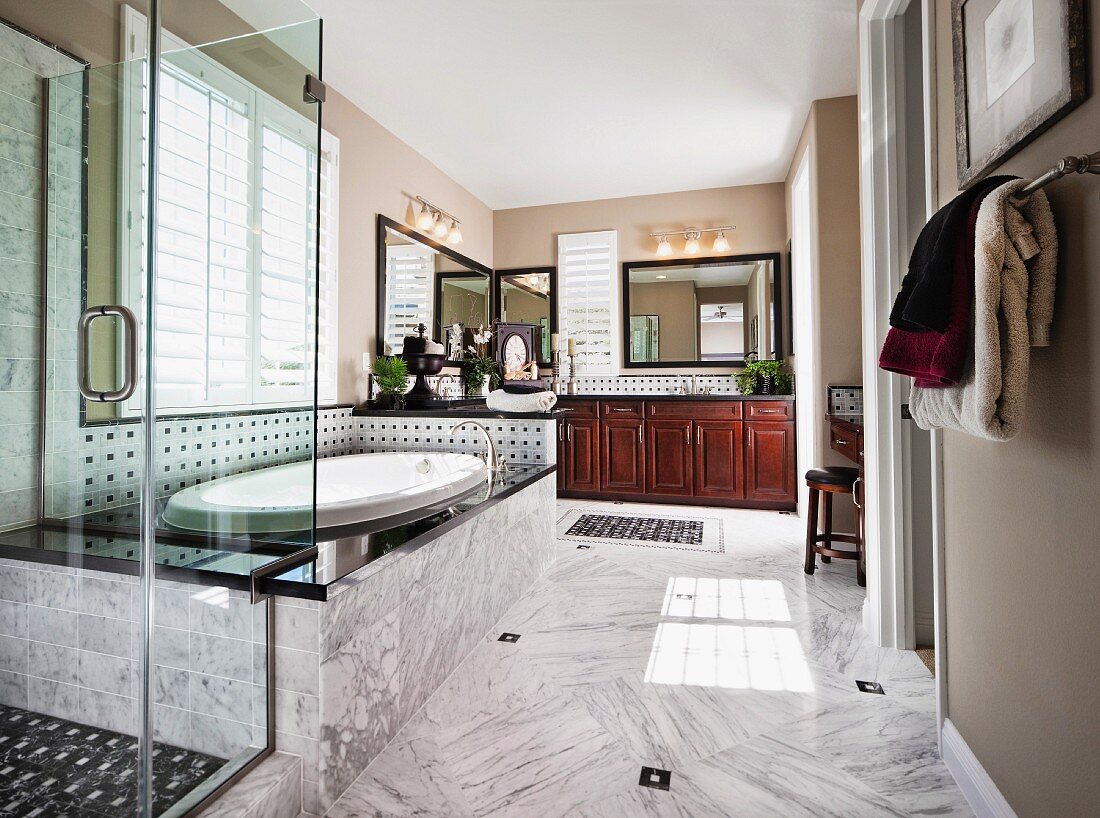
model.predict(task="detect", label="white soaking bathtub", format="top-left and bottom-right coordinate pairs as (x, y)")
top-left (162, 452), bottom-right (487, 534)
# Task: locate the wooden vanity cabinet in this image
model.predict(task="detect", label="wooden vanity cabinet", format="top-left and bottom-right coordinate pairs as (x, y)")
top-left (556, 397), bottom-right (796, 510)
top-left (645, 420), bottom-right (694, 496)
top-left (743, 421), bottom-right (797, 503)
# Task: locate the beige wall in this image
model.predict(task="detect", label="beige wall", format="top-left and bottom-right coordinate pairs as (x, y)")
top-left (784, 96), bottom-right (863, 473)
top-left (932, 2), bottom-right (1100, 814)
top-left (325, 88), bottom-right (494, 400)
top-left (494, 183), bottom-right (786, 375)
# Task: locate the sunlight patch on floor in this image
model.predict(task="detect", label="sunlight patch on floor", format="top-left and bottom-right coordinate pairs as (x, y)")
top-left (662, 577), bottom-right (791, 622)
top-left (644, 622), bottom-right (814, 692)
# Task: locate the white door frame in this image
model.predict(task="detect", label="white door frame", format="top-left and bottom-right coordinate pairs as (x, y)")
top-left (857, 0), bottom-right (946, 739)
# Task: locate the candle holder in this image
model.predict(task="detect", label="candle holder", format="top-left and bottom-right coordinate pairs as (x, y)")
top-left (550, 350), bottom-right (562, 394)
top-left (567, 353), bottom-right (578, 395)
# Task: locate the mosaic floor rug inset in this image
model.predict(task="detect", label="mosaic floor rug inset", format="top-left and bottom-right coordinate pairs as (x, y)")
top-left (557, 508), bottom-right (724, 553)
top-left (0, 703), bottom-right (224, 817)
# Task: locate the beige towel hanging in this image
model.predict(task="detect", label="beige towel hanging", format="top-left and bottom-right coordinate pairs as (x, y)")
top-left (911, 179), bottom-right (1058, 441)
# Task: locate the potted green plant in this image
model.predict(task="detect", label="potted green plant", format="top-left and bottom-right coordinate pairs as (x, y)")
top-left (735, 359), bottom-right (793, 395)
top-left (463, 325), bottom-right (501, 396)
top-left (371, 355), bottom-right (409, 408)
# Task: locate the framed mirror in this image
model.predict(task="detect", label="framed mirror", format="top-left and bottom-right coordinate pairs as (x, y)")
top-left (493, 267), bottom-right (556, 365)
top-left (622, 253), bottom-right (783, 367)
top-left (377, 214), bottom-right (492, 357)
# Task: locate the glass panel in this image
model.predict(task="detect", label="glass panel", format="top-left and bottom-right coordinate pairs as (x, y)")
top-left (149, 11), bottom-right (323, 814)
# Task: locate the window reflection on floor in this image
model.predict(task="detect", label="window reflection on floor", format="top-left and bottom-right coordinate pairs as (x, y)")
top-left (647, 578), bottom-right (812, 692)
top-left (661, 577), bottom-right (791, 622)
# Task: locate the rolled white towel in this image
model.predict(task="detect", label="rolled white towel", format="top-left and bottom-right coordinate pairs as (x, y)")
top-left (424, 340), bottom-right (445, 354)
top-left (485, 389), bottom-right (557, 413)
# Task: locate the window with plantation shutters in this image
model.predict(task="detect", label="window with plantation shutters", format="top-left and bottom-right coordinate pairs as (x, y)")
top-left (557, 231), bottom-right (619, 374)
top-left (121, 7), bottom-right (339, 412)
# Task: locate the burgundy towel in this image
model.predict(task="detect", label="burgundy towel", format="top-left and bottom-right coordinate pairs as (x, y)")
top-left (879, 196), bottom-right (983, 387)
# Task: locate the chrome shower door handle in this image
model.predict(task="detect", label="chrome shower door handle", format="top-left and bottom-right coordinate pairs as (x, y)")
top-left (78, 305), bottom-right (138, 402)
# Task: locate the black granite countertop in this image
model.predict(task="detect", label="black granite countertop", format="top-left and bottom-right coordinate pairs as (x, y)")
top-left (354, 397), bottom-right (563, 419)
top-left (0, 465), bottom-right (557, 602)
top-left (557, 393), bottom-right (795, 401)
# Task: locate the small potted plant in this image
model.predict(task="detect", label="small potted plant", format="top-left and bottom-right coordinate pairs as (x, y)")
top-left (463, 325), bottom-right (500, 397)
top-left (735, 359), bottom-right (793, 395)
top-left (371, 355), bottom-right (409, 408)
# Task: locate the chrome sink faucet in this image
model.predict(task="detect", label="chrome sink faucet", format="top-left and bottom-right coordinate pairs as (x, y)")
top-left (450, 420), bottom-right (508, 480)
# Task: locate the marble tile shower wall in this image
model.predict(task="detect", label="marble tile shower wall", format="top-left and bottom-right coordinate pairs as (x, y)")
top-left (0, 25), bottom-right (84, 532)
top-left (0, 559), bottom-right (270, 760)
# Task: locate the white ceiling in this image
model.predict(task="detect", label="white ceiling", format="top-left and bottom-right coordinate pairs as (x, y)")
top-left (629, 262), bottom-right (759, 286)
top-left (246, 0), bottom-right (859, 210)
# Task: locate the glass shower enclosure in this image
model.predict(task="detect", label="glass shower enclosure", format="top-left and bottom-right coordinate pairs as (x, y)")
top-left (0, 1), bottom-right (323, 814)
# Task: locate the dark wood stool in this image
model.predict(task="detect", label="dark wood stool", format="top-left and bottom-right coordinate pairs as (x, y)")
top-left (804, 466), bottom-right (865, 587)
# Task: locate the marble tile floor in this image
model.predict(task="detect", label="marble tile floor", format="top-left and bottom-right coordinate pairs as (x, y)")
top-left (322, 499), bottom-right (972, 817)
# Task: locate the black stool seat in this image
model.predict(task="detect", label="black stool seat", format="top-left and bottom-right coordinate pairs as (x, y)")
top-left (805, 466), bottom-right (859, 488)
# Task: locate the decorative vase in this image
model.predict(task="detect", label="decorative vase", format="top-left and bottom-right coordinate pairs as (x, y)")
top-left (761, 374), bottom-right (776, 395)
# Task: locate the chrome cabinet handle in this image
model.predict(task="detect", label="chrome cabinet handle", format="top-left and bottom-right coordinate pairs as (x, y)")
top-left (567, 423), bottom-right (572, 441)
top-left (834, 438), bottom-right (847, 446)
top-left (684, 427), bottom-right (690, 444)
top-left (696, 426), bottom-right (701, 445)
top-left (78, 305), bottom-right (138, 403)
top-left (637, 425), bottom-right (643, 443)
top-left (609, 407), bottom-right (632, 412)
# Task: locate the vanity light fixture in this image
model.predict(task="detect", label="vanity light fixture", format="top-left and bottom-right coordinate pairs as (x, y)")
top-left (413, 196), bottom-right (463, 245)
top-left (649, 226), bottom-right (736, 257)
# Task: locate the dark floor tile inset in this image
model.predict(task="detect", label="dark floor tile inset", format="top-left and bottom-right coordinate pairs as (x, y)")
top-left (0, 703), bottom-right (225, 817)
top-left (638, 766), bottom-right (672, 791)
top-left (567, 514), bottom-right (704, 545)
top-left (576, 544), bottom-right (592, 549)
top-left (856, 680), bottom-right (886, 695)
top-left (498, 633), bottom-right (521, 643)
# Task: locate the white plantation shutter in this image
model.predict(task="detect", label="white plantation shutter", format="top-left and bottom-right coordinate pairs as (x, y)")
top-left (154, 64), bottom-right (253, 408)
top-left (383, 244), bottom-right (435, 354)
top-left (557, 231), bottom-right (618, 374)
top-left (121, 8), bottom-right (338, 412)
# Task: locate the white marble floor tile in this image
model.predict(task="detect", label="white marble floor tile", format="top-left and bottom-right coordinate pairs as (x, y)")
top-left (436, 695), bottom-right (639, 817)
top-left (327, 734), bottom-right (476, 818)
top-left (323, 500), bottom-right (965, 818)
top-left (769, 699), bottom-right (972, 816)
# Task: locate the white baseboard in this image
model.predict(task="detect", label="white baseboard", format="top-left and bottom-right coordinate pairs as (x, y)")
top-left (941, 719), bottom-right (1017, 818)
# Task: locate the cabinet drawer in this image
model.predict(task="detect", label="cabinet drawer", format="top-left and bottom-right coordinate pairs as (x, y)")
top-left (600, 400), bottom-right (643, 418)
top-left (829, 421), bottom-right (860, 463)
top-left (557, 400), bottom-right (598, 418)
top-left (744, 401), bottom-right (794, 421)
top-left (646, 401), bottom-right (742, 420)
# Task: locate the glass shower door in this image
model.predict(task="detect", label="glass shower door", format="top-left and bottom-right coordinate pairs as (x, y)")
top-left (36, 3), bottom-right (324, 814)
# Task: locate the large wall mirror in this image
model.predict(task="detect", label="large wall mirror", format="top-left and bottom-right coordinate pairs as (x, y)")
top-left (377, 214), bottom-right (492, 358)
top-left (622, 253), bottom-right (783, 367)
top-left (494, 267), bottom-right (556, 365)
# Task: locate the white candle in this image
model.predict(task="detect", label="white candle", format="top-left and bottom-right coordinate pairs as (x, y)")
top-left (550, 333), bottom-right (559, 352)
top-left (568, 338), bottom-right (576, 356)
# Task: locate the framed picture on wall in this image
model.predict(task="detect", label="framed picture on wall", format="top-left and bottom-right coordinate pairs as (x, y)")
top-left (951, 0), bottom-right (1087, 188)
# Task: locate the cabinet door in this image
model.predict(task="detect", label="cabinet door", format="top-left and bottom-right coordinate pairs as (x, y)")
top-left (601, 419), bottom-right (645, 493)
top-left (646, 420), bottom-right (693, 496)
top-left (564, 418), bottom-right (600, 493)
top-left (693, 420), bottom-right (744, 499)
top-left (744, 421), bottom-right (796, 503)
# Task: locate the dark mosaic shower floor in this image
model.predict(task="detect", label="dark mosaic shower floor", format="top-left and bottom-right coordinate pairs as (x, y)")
top-left (0, 704), bottom-right (224, 817)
